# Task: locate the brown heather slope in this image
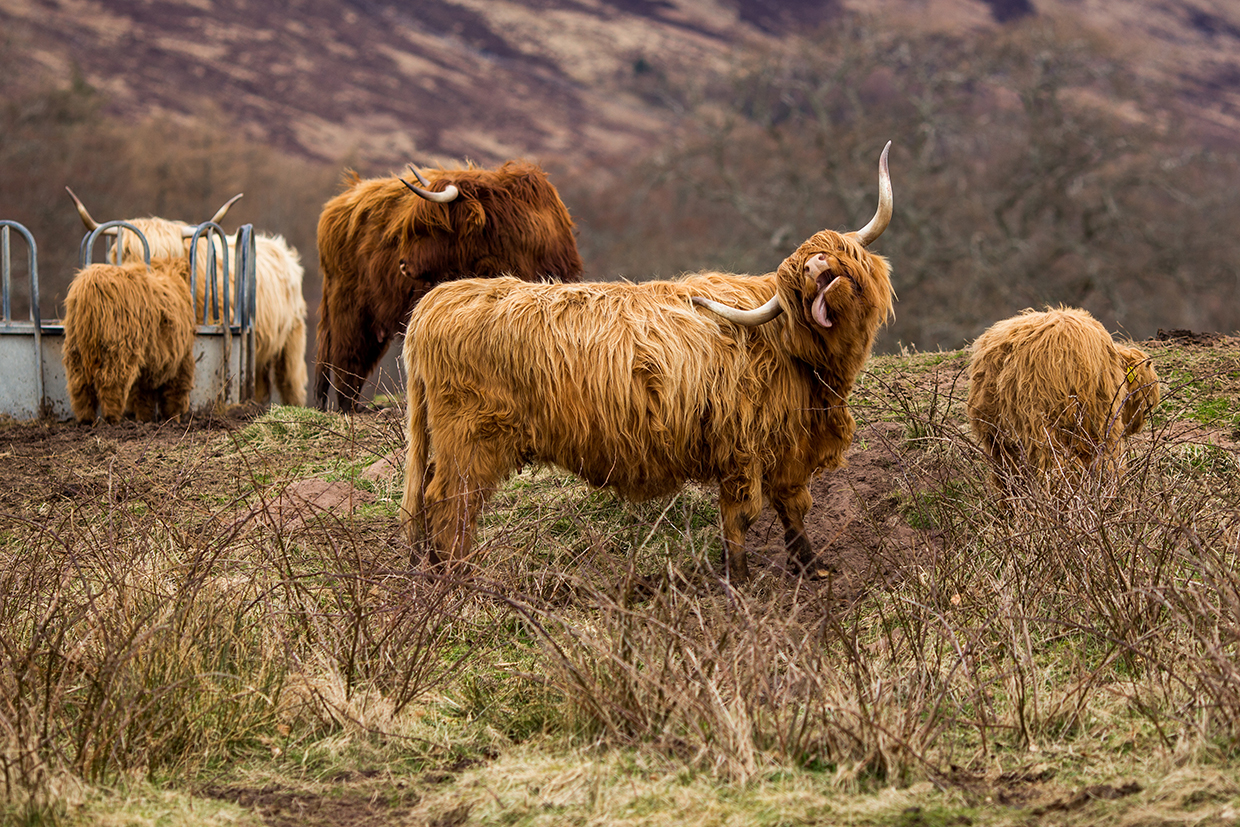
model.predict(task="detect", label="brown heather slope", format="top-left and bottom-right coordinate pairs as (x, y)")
top-left (0, 0), bottom-right (1237, 172)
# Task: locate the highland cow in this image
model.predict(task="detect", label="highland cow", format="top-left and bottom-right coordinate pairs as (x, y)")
top-left (401, 144), bottom-right (895, 581)
top-left (66, 189), bottom-right (309, 407)
top-left (315, 160), bottom-right (583, 412)
top-left (62, 258), bottom-right (196, 423)
top-left (967, 307), bottom-right (1161, 494)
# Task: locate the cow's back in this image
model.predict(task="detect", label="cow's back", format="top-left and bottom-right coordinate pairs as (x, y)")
top-left (405, 274), bottom-right (791, 499)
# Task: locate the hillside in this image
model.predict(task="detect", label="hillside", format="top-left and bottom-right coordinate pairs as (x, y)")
top-left (1, 0), bottom-right (1238, 172)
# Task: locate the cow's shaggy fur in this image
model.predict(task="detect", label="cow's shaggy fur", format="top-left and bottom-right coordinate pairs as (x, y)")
top-left (106, 218), bottom-right (308, 407)
top-left (967, 307), bottom-right (1161, 494)
top-left (62, 258), bottom-right (196, 423)
top-left (315, 160), bottom-right (583, 412)
top-left (401, 148), bottom-right (895, 581)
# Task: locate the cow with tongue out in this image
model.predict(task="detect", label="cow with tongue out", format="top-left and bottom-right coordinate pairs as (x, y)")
top-left (401, 143), bottom-right (896, 582)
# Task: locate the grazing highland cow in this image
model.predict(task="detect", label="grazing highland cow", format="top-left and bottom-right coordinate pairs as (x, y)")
top-left (401, 144), bottom-right (895, 581)
top-left (66, 189), bottom-right (309, 406)
top-left (62, 258), bottom-right (196, 423)
top-left (967, 307), bottom-right (1161, 494)
top-left (315, 160), bottom-right (584, 412)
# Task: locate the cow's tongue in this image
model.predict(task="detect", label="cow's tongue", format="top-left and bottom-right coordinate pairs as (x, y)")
top-left (812, 290), bottom-right (833, 328)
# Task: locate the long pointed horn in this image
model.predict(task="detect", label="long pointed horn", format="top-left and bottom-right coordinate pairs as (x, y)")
top-left (181, 193), bottom-right (246, 236)
top-left (65, 187), bottom-right (100, 231)
top-left (210, 192), bottom-right (244, 224)
top-left (850, 141), bottom-right (892, 247)
top-left (401, 164), bottom-right (459, 203)
top-left (691, 294), bottom-right (784, 326)
top-left (407, 164), bottom-right (433, 187)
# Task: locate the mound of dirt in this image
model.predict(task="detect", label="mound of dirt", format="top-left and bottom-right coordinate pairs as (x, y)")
top-left (1154, 328), bottom-right (1230, 346)
top-left (751, 421), bottom-right (938, 602)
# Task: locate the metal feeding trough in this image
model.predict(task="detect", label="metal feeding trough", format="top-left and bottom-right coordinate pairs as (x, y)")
top-left (0, 220), bottom-right (257, 420)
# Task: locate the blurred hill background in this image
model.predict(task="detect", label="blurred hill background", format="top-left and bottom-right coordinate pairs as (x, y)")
top-left (1, 0), bottom-right (1238, 363)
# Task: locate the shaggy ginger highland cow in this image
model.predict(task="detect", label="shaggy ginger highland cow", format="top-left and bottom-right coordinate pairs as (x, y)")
top-left (967, 307), bottom-right (1160, 494)
top-left (62, 258), bottom-right (196, 423)
top-left (402, 143), bottom-right (896, 581)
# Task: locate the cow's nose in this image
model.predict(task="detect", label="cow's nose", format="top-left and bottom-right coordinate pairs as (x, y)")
top-left (805, 253), bottom-right (829, 279)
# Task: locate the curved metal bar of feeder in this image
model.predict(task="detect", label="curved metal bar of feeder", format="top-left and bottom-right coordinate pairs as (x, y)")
top-left (81, 221), bottom-right (151, 268)
top-left (233, 225), bottom-right (257, 332)
top-left (0, 221), bottom-right (43, 405)
top-left (188, 222), bottom-right (231, 326)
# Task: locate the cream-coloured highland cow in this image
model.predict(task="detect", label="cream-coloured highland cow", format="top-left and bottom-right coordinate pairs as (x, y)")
top-left (62, 258), bottom-right (196, 423)
top-left (66, 189), bottom-right (309, 406)
top-left (967, 307), bottom-right (1160, 493)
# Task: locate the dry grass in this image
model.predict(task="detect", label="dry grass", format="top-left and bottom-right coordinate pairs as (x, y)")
top-left (4, 342), bottom-right (1240, 825)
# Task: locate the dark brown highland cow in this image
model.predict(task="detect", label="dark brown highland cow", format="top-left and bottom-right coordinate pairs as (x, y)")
top-left (314, 160), bottom-right (583, 411)
top-left (401, 144), bottom-right (895, 581)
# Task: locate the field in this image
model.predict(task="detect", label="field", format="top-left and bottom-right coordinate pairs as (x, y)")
top-left (3, 331), bottom-right (1240, 826)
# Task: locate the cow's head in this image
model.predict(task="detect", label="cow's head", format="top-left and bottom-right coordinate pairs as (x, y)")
top-left (67, 188), bottom-right (242, 239)
top-left (1117, 345), bottom-right (1160, 436)
top-left (692, 142), bottom-right (894, 356)
top-left (396, 161), bottom-right (583, 284)
top-left (65, 188), bottom-right (243, 264)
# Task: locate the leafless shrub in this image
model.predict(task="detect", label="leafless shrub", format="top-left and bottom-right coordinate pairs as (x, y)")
top-left (493, 357), bottom-right (1240, 785)
top-left (0, 414), bottom-right (475, 808)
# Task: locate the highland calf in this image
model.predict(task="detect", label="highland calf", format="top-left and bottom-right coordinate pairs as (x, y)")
top-left (967, 307), bottom-right (1161, 495)
top-left (66, 189), bottom-right (309, 406)
top-left (401, 144), bottom-right (895, 581)
top-left (315, 160), bottom-right (583, 412)
top-left (62, 258), bottom-right (196, 423)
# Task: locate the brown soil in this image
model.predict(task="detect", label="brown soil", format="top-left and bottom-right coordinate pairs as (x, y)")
top-left (748, 419), bottom-right (939, 598)
top-left (0, 405), bottom-right (263, 517)
top-left (202, 781), bottom-right (425, 827)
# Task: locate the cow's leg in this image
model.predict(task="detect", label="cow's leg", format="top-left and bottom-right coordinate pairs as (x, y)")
top-left (161, 352), bottom-right (196, 420)
top-left (255, 367), bottom-right (272, 406)
top-left (274, 317), bottom-right (308, 407)
top-left (68, 382), bottom-right (98, 424)
top-left (65, 354), bottom-right (98, 423)
top-left (718, 473), bottom-right (763, 582)
top-left (768, 482), bottom-right (818, 574)
top-left (421, 441), bottom-right (514, 568)
top-left (330, 314), bottom-right (386, 413)
top-left (99, 367), bottom-right (140, 423)
top-left (131, 383), bottom-right (158, 422)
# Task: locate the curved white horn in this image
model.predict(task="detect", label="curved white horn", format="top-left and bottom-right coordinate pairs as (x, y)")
top-left (850, 141), bottom-right (892, 247)
top-left (209, 192), bottom-right (244, 224)
top-left (691, 294), bottom-right (784, 326)
top-left (401, 165), bottom-right (459, 203)
top-left (408, 163), bottom-right (433, 187)
top-left (65, 187), bottom-right (100, 231)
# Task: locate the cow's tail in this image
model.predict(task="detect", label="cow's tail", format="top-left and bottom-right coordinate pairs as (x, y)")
top-left (400, 367), bottom-right (430, 552)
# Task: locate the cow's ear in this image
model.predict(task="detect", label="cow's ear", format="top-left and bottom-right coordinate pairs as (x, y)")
top-left (458, 200), bottom-right (486, 235)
